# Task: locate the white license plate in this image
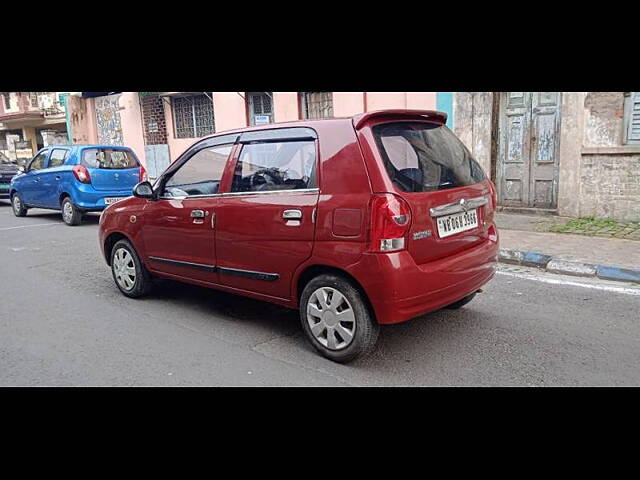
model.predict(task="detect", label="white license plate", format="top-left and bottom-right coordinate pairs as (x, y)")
top-left (104, 197), bottom-right (125, 205)
top-left (436, 209), bottom-right (479, 238)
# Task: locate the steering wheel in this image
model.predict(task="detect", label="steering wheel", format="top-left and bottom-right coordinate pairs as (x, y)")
top-left (250, 168), bottom-right (283, 190)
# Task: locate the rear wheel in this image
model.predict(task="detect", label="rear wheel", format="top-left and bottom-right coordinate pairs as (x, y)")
top-left (11, 193), bottom-right (27, 217)
top-left (300, 274), bottom-right (379, 363)
top-left (110, 239), bottom-right (152, 298)
top-left (61, 197), bottom-right (82, 226)
top-left (445, 292), bottom-right (477, 309)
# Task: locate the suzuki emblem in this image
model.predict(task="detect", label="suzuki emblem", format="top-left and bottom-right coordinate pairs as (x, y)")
top-left (459, 198), bottom-right (468, 212)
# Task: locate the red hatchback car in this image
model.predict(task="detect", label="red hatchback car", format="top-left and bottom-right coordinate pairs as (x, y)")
top-left (99, 110), bottom-right (499, 362)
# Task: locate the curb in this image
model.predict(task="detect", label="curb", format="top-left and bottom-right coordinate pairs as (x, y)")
top-left (498, 248), bottom-right (640, 284)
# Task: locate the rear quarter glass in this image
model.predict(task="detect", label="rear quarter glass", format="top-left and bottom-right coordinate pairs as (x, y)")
top-left (372, 122), bottom-right (486, 193)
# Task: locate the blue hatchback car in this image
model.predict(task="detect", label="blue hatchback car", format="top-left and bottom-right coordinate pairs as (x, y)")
top-left (10, 144), bottom-right (146, 225)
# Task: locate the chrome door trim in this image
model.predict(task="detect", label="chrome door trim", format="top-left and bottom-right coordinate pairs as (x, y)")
top-left (429, 196), bottom-right (489, 218)
top-left (157, 188), bottom-right (320, 201)
top-left (221, 188), bottom-right (319, 197)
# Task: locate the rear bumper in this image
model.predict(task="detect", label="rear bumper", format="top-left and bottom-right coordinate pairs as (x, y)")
top-left (71, 184), bottom-right (133, 210)
top-left (352, 232), bottom-right (499, 325)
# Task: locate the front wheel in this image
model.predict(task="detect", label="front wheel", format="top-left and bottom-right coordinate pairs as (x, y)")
top-left (300, 274), bottom-right (379, 363)
top-left (11, 193), bottom-right (27, 217)
top-left (110, 239), bottom-right (153, 298)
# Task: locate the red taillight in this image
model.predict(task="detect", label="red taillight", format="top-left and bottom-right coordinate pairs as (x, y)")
top-left (139, 165), bottom-right (148, 182)
top-left (72, 165), bottom-right (91, 184)
top-left (369, 193), bottom-right (412, 253)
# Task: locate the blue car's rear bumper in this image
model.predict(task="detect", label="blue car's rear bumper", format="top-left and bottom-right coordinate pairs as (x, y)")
top-left (72, 184), bottom-right (133, 211)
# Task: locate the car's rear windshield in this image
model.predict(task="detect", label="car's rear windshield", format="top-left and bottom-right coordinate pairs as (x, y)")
top-left (372, 122), bottom-right (486, 193)
top-left (82, 148), bottom-right (139, 169)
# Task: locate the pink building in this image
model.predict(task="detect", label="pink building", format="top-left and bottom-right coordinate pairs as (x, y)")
top-left (67, 92), bottom-right (438, 178)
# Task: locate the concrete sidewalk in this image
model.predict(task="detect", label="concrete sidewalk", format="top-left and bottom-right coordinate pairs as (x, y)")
top-left (496, 213), bottom-right (640, 283)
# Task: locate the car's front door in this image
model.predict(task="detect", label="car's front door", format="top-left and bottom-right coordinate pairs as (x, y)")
top-left (214, 130), bottom-right (319, 300)
top-left (40, 148), bottom-right (69, 208)
top-left (21, 149), bottom-right (49, 205)
top-left (141, 139), bottom-right (235, 284)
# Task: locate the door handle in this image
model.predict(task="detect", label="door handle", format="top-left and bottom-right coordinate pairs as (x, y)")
top-left (190, 210), bottom-right (207, 218)
top-left (283, 209), bottom-right (302, 220)
top-left (55, 175), bottom-right (61, 180)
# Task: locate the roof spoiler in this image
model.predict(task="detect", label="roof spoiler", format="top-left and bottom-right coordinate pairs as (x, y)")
top-left (352, 109), bottom-right (448, 130)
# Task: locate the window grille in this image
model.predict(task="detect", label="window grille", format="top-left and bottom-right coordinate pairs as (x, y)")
top-left (172, 94), bottom-right (215, 138)
top-left (624, 92), bottom-right (640, 144)
top-left (248, 92), bottom-right (273, 125)
top-left (301, 92), bottom-right (333, 119)
top-left (30, 92), bottom-right (39, 107)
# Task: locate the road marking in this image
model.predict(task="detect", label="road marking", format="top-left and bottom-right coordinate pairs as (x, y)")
top-left (0, 223), bottom-right (60, 231)
top-left (496, 269), bottom-right (640, 296)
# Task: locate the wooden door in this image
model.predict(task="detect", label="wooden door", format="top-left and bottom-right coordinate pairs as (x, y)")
top-left (497, 92), bottom-right (561, 209)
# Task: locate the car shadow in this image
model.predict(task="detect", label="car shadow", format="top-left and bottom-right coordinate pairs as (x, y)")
top-left (146, 278), bottom-right (300, 335)
top-left (141, 276), bottom-right (489, 369)
top-left (23, 210), bottom-right (101, 226)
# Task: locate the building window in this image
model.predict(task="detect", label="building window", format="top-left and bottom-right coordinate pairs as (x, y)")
top-left (624, 92), bottom-right (640, 144)
top-left (30, 92), bottom-right (39, 107)
top-left (247, 92), bottom-right (273, 125)
top-left (171, 94), bottom-right (215, 139)
top-left (3, 93), bottom-right (10, 110)
top-left (301, 92), bottom-right (333, 119)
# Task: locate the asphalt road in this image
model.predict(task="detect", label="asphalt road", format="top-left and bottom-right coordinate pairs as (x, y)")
top-left (1, 201), bottom-right (639, 386)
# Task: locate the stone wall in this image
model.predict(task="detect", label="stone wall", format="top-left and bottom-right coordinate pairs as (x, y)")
top-left (453, 92), bottom-right (493, 175)
top-left (579, 154), bottom-right (640, 221)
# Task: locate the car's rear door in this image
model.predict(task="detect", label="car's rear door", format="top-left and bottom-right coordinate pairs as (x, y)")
top-left (141, 135), bottom-right (237, 284)
top-left (359, 118), bottom-right (495, 265)
top-left (214, 128), bottom-right (320, 300)
top-left (81, 147), bottom-right (140, 195)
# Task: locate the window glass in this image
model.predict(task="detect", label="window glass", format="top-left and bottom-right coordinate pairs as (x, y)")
top-left (373, 122), bottom-right (486, 192)
top-left (164, 144), bottom-right (233, 197)
top-left (231, 140), bottom-right (316, 193)
top-left (49, 149), bottom-right (68, 167)
top-left (29, 151), bottom-right (48, 171)
top-left (82, 149), bottom-right (138, 169)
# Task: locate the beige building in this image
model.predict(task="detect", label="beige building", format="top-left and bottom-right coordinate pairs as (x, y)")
top-left (453, 92), bottom-right (640, 222)
top-left (0, 92), bottom-right (70, 164)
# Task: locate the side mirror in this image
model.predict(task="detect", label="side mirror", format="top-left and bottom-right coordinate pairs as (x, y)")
top-left (18, 166), bottom-right (26, 174)
top-left (133, 181), bottom-right (154, 199)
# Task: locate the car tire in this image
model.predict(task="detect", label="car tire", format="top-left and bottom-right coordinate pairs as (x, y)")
top-left (61, 197), bottom-right (82, 226)
top-left (110, 239), bottom-right (153, 298)
top-left (300, 274), bottom-right (379, 363)
top-left (445, 292), bottom-right (477, 309)
top-left (11, 193), bottom-right (27, 217)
